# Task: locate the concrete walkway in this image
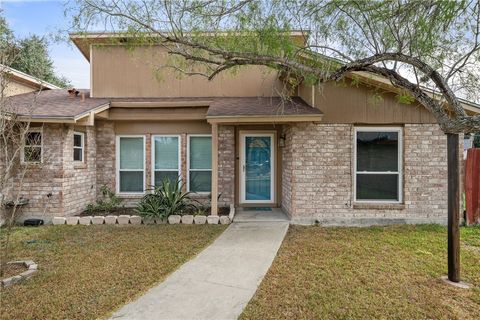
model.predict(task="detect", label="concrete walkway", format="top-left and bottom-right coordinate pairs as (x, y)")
top-left (110, 221), bottom-right (289, 320)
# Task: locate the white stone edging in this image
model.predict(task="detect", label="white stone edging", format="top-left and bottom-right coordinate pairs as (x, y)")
top-left (51, 212), bottom-right (232, 226)
top-left (1, 260), bottom-right (38, 287)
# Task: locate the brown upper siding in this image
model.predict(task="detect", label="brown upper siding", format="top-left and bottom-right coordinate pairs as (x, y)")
top-left (298, 81), bottom-right (436, 124)
top-left (91, 45), bottom-right (284, 98)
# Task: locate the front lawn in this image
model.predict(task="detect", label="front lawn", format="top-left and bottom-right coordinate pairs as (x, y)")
top-left (0, 225), bottom-right (226, 320)
top-left (242, 225), bottom-right (480, 319)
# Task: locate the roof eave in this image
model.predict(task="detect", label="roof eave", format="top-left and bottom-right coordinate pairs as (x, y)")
top-left (1, 64), bottom-right (62, 90)
top-left (206, 114), bottom-right (323, 124)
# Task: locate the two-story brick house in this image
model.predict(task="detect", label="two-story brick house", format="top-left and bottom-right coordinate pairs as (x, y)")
top-left (5, 32), bottom-right (478, 225)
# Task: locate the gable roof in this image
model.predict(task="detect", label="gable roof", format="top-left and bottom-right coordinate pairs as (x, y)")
top-left (1, 64), bottom-right (61, 91)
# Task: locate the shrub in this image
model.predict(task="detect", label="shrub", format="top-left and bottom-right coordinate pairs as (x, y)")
top-left (135, 178), bottom-right (193, 219)
top-left (85, 185), bottom-right (122, 214)
top-left (135, 193), bottom-right (167, 220)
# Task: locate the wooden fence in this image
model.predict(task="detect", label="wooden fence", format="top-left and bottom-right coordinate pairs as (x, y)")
top-left (465, 148), bottom-right (480, 225)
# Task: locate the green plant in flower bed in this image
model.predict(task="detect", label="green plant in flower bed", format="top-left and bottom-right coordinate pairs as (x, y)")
top-left (85, 185), bottom-right (122, 214)
top-left (193, 206), bottom-right (209, 216)
top-left (135, 178), bottom-right (194, 219)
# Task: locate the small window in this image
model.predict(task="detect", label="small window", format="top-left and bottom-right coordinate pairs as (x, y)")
top-left (22, 129), bottom-right (42, 163)
top-left (73, 132), bottom-right (84, 162)
top-left (117, 136), bottom-right (145, 193)
top-left (152, 135), bottom-right (180, 186)
top-left (354, 127), bottom-right (402, 202)
top-left (188, 135), bottom-right (212, 193)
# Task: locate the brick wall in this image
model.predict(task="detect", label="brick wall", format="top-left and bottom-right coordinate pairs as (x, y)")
top-left (5, 123), bottom-right (97, 222)
top-left (62, 125), bottom-right (97, 216)
top-left (218, 125), bottom-right (235, 207)
top-left (282, 123), bottom-right (458, 225)
top-left (281, 125), bottom-right (294, 217)
top-left (12, 124), bottom-right (65, 221)
top-left (95, 120), bottom-right (116, 195)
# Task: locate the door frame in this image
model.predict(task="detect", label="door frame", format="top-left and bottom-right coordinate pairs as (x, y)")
top-left (239, 131), bottom-right (276, 204)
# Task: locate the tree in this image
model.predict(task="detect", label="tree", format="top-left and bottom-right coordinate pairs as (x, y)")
top-left (0, 10), bottom-right (70, 88)
top-left (69, 0), bottom-right (480, 282)
top-left (10, 35), bottom-right (70, 88)
top-left (0, 45), bottom-right (39, 277)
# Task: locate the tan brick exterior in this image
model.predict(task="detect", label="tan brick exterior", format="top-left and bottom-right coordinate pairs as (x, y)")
top-left (12, 124), bottom-right (65, 221)
top-left (7, 120), bottom-right (460, 225)
top-left (95, 120), bottom-right (116, 194)
top-left (281, 123), bottom-right (459, 225)
top-left (218, 125), bottom-right (235, 207)
top-left (5, 124), bottom-right (96, 222)
top-left (62, 125), bottom-right (97, 216)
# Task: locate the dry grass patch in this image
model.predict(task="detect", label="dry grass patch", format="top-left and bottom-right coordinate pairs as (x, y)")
top-left (0, 224), bottom-right (226, 320)
top-left (241, 225), bottom-right (480, 320)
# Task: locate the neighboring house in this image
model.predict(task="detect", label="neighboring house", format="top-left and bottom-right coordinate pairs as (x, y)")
top-left (1, 64), bottom-right (61, 97)
top-left (5, 33), bottom-right (479, 225)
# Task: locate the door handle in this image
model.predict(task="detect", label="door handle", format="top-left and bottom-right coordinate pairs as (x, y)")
top-left (242, 165), bottom-right (245, 172)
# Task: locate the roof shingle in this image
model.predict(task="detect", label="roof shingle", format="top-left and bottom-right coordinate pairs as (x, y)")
top-left (6, 89), bottom-right (109, 119)
top-left (206, 97), bottom-right (322, 117)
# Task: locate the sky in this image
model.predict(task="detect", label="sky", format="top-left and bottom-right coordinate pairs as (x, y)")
top-left (1, 0), bottom-right (90, 88)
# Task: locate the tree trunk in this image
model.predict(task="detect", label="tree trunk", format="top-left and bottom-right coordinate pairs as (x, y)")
top-left (447, 133), bottom-right (460, 282)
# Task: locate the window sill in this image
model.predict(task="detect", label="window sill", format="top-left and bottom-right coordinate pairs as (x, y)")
top-left (353, 203), bottom-right (405, 210)
top-left (21, 162), bottom-right (43, 168)
top-left (117, 193), bottom-right (145, 198)
top-left (74, 163), bottom-right (87, 169)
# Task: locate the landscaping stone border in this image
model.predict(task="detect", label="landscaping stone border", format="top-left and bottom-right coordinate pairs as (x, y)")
top-left (51, 212), bottom-right (233, 226)
top-left (1, 260), bottom-right (38, 287)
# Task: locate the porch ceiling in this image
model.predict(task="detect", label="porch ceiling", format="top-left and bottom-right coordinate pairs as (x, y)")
top-left (206, 97), bottom-right (323, 123)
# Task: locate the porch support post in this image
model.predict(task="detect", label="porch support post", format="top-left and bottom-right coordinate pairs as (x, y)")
top-left (211, 123), bottom-right (219, 215)
top-left (447, 133), bottom-right (460, 282)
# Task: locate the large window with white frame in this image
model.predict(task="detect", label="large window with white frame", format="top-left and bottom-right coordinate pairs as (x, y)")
top-left (116, 136), bottom-right (145, 193)
top-left (354, 127), bottom-right (402, 203)
top-left (22, 128), bottom-right (43, 163)
top-left (187, 135), bottom-right (212, 193)
top-left (152, 135), bottom-right (181, 186)
top-left (73, 132), bottom-right (85, 162)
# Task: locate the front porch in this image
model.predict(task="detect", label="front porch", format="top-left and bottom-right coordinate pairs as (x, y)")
top-left (207, 97), bottom-right (323, 216)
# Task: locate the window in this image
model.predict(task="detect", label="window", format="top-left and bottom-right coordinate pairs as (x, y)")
top-left (354, 127), bottom-right (402, 202)
top-left (22, 128), bottom-right (42, 163)
top-left (117, 136), bottom-right (145, 193)
top-left (152, 135), bottom-right (180, 186)
top-left (188, 135), bottom-right (212, 192)
top-left (73, 132), bottom-right (84, 162)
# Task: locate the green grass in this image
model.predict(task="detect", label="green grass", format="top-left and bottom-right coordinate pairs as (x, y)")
top-left (0, 225), bottom-right (226, 320)
top-left (241, 225), bottom-right (480, 320)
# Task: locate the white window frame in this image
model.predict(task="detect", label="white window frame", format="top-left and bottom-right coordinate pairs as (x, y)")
top-left (116, 135), bottom-right (146, 195)
top-left (21, 127), bottom-right (43, 164)
top-left (151, 135), bottom-right (181, 187)
top-left (187, 134), bottom-right (212, 193)
top-left (353, 126), bottom-right (403, 204)
top-left (73, 132), bottom-right (85, 163)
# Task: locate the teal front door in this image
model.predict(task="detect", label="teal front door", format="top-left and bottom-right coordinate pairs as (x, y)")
top-left (240, 133), bottom-right (275, 204)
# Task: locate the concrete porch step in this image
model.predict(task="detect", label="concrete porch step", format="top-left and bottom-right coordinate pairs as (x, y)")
top-left (233, 208), bottom-right (290, 223)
